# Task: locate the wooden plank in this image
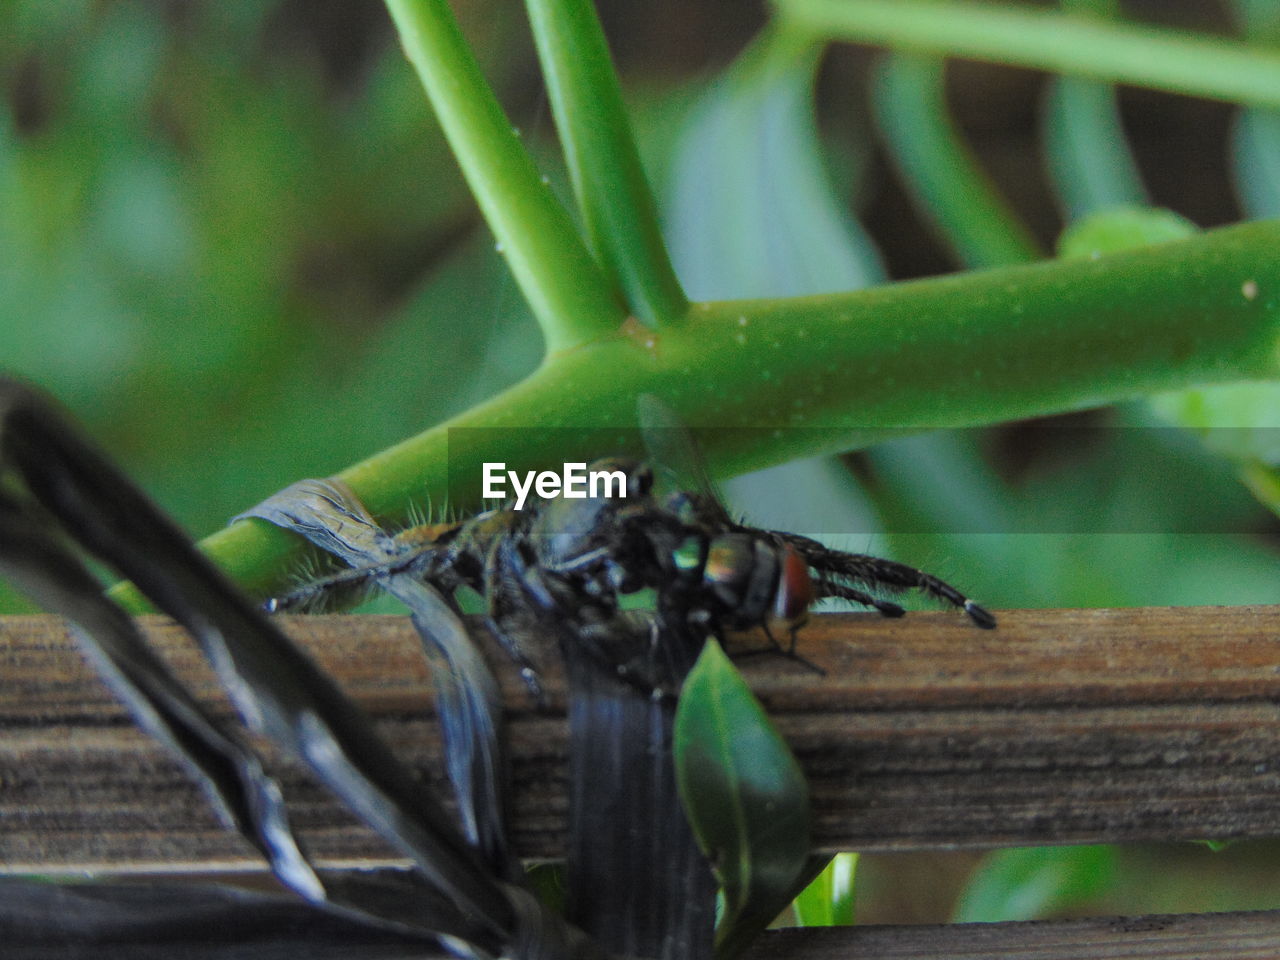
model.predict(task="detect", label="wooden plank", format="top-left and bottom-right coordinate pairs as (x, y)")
top-left (741, 909), bottom-right (1280, 959)
top-left (9, 902), bottom-right (1280, 959)
top-left (3, 606), bottom-right (1280, 873)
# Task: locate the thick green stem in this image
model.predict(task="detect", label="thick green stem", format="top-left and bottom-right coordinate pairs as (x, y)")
top-left (777, 0), bottom-right (1280, 109)
top-left (384, 0), bottom-right (624, 351)
top-left (110, 220), bottom-right (1280, 610)
top-left (525, 0), bottom-right (688, 326)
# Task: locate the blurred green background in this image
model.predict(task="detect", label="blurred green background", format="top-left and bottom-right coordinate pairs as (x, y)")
top-left (3, 0), bottom-right (1278, 929)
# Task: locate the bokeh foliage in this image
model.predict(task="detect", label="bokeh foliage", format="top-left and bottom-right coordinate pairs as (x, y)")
top-left (1, 0), bottom-right (541, 545)
top-left (3, 0), bottom-right (1279, 929)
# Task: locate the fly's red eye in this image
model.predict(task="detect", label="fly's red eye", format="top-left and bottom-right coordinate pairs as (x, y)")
top-left (769, 546), bottom-right (814, 629)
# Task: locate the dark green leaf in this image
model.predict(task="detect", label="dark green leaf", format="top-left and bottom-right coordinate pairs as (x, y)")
top-left (872, 53), bottom-right (1040, 268)
top-left (1231, 0), bottom-right (1280, 219)
top-left (1149, 383), bottom-right (1280, 518)
top-left (665, 29), bottom-right (883, 300)
top-left (674, 640), bottom-right (811, 960)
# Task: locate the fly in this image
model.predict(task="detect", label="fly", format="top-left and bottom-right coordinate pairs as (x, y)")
top-left (247, 459), bottom-right (665, 695)
top-left (249, 398), bottom-right (995, 697)
top-left (634, 395), bottom-right (994, 664)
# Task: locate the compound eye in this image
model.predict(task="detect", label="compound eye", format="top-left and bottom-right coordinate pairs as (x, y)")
top-left (770, 546), bottom-right (815, 629)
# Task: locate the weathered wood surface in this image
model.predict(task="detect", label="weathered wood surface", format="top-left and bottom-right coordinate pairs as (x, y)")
top-left (10, 902), bottom-right (1280, 959)
top-left (740, 909), bottom-right (1280, 959)
top-left (3, 605), bottom-right (1280, 873)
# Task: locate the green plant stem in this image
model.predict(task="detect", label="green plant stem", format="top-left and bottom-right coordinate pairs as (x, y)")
top-left (524, 0), bottom-right (688, 326)
top-left (872, 54), bottom-right (1042, 268)
top-left (776, 0), bottom-right (1280, 109)
top-left (1044, 0), bottom-right (1148, 219)
top-left (384, 0), bottom-right (624, 352)
top-left (1045, 77), bottom-right (1148, 217)
top-left (110, 220), bottom-right (1280, 610)
top-left (1232, 0), bottom-right (1280, 220)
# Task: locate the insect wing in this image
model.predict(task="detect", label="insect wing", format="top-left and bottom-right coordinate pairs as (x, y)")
top-left (635, 394), bottom-right (734, 528)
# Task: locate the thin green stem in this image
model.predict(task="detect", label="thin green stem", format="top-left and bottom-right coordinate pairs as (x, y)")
top-left (872, 54), bottom-right (1042, 268)
top-left (1232, 0), bottom-right (1280, 220)
top-left (1044, 0), bottom-right (1148, 219)
top-left (384, 0), bottom-right (624, 352)
top-left (110, 220), bottom-right (1280, 610)
top-left (1044, 77), bottom-right (1148, 218)
top-left (776, 0), bottom-right (1280, 109)
top-left (525, 0), bottom-right (688, 326)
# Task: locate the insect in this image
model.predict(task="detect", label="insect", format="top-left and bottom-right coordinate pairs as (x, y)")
top-left (248, 458), bottom-right (666, 694)
top-left (251, 398), bottom-right (994, 696)
top-left (631, 395), bottom-right (995, 669)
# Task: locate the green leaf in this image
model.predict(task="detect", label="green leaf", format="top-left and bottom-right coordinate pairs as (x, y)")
top-left (675, 640), bottom-right (812, 960)
top-left (1149, 383), bottom-right (1280, 518)
top-left (778, 0), bottom-right (1280, 110)
top-left (1231, 0), bottom-right (1280, 219)
top-left (665, 28), bottom-right (883, 299)
top-left (953, 845), bottom-right (1117, 922)
top-left (1150, 384), bottom-right (1280, 467)
top-left (660, 27), bottom-right (884, 533)
top-left (1199, 838), bottom-right (1237, 853)
top-left (1057, 206), bottom-right (1198, 259)
top-left (1234, 108), bottom-right (1280, 218)
top-left (791, 852), bottom-right (858, 927)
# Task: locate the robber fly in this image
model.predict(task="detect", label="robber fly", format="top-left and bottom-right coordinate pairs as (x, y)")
top-left (252, 398), bottom-right (993, 697)
top-left (631, 396), bottom-right (995, 665)
top-left (249, 454), bottom-right (690, 700)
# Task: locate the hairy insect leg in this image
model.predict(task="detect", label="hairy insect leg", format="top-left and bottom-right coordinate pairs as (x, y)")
top-left (715, 618), bottom-right (827, 676)
top-left (483, 537), bottom-right (559, 703)
top-left (265, 562), bottom-right (385, 613)
top-left (481, 598), bottom-right (548, 704)
top-left (723, 638), bottom-right (827, 676)
top-left (814, 581), bottom-right (906, 619)
top-left (775, 532), bottom-right (996, 628)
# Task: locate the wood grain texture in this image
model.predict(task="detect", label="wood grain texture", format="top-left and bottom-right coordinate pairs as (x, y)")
top-left (740, 909), bottom-right (1280, 959)
top-left (3, 606), bottom-right (1280, 873)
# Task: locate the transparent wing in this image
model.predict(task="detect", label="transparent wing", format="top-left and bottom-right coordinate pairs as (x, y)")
top-left (635, 393), bottom-right (734, 528)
